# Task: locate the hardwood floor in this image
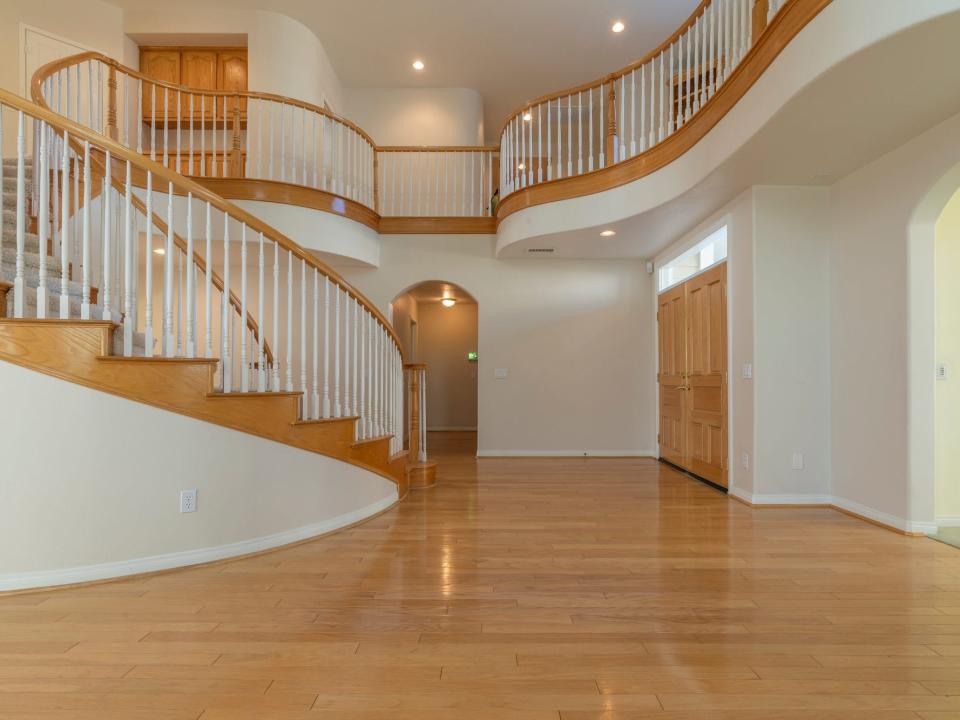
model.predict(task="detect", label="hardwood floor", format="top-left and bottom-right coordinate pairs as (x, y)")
top-left (2, 431), bottom-right (959, 719)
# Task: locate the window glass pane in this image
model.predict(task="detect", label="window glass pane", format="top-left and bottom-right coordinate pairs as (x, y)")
top-left (658, 225), bottom-right (728, 292)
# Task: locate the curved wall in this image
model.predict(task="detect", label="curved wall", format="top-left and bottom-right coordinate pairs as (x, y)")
top-left (0, 361), bottom-right (397, 591)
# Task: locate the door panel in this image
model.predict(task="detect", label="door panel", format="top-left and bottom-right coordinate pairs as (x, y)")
top-left (218, 50), bottom-right (248, 116)
top-left (140, 50), bottom-right (180, 121)
top-left (182, 51), bottom-right (218, 122)
top-left (657, 262), bottom-right (727, 487)
top-left (657, 284), bottom-right (686, 467)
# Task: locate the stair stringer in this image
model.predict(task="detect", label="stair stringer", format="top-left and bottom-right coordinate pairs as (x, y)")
top-left (0, 319), bottom-right (408, 497)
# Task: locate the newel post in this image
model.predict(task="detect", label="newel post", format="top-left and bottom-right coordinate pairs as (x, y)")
top-left (752, 0), bottom-right (770, 41)
top-left (605, 78), bottom-right (617, 166)
top-left (230, 95), bottom-right (243, 178)
top-left (373, 148), bottom-right (380, 214)
top-left (107, 65), bottom-right (119, 141)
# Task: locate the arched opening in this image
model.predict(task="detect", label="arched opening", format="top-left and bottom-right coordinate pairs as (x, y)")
top-left (391, 281), bottom-right (479, 457)
top-left (909, 160), bottom-right (960, 541)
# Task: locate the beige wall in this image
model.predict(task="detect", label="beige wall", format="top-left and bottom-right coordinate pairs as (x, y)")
top-left (343, 88), bottom-right (484, 146)
top-left (122, 9), bottom-right (343, 112)
top-left (335, 235), bottom-right (655, 456)
top-left (418, 301), bottom-right (478, 430)
top-left (936, 188), bottom-right (960, 520)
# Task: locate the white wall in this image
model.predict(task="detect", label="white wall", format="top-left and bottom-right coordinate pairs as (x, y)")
top-left (122, 9), bottom-right (343, 112)
top-left (335, 235), bottom-right (655, 456)
top-left (829, 111), bottom-right (960, 533)
top-left (0, 361), bottom-right (397, 591)
top-left (343, 88), bottom-right (484, 146)
top-left (753, 186), bottom-right (831, 500)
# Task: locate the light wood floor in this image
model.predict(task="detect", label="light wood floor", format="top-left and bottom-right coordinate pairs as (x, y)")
top-left (2, 431), bottom-right (960, 719)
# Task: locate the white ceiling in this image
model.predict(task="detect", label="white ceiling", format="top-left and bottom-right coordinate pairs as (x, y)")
top-left (106, 0), bottom-right (697, 142)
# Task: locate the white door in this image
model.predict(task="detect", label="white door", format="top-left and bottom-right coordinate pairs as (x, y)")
top-left (21, 26), bottom-right (94, 97)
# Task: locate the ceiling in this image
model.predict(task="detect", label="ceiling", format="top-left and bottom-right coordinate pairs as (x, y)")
top-left (105, 0), bottom-right (698, 142)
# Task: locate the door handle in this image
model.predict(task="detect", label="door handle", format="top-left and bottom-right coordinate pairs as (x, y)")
top-left (675, 385), bottom-right (690, 391)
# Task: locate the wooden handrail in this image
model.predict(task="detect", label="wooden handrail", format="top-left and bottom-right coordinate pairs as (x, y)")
top-left (19, 77), bottom-right (403, 352)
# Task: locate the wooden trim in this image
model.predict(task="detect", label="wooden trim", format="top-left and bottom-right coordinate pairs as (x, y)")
top-left (496, 0), bottom-right (831, 224)
top-left (21, 77), bottom-right (402, 353)
top-left (197, 177), bottom-right (380, 232)
top-left (379, 217), bottom-right (495, 235)
top-left (201, 177), bottom-right (495, 235)
top-left (408, 461), bottom-right (438, 489)
top-left (0, 281), bottom-right (11, 318)
top-left (377, 146), bottom-right (499, 153)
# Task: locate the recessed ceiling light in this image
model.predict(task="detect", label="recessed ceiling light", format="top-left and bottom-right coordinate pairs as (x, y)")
top-left (153, 247), bottom-right (166, 255)
top-left (412, 59), bottom-right (425, 71)
top-left (612, 20), bottom-right (625, 33)
top-left (600, 229), bottom-right (616, 237)
top-left (441, 298), bottom-right (456, 308)
top-left (522, 112), bottom-right (532, 122)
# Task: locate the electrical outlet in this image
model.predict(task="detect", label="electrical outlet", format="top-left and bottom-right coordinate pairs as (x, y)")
top-left (791, 453), bottom-right (804, 470)
top-left (741, 451), bottom-right (750, 469)
top-left (180, 489), bottom-right (197, 513)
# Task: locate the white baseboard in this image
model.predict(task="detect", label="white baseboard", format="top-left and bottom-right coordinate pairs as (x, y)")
top-left (476, 449), bottom-right (657, 458)
top-left (935, 516), bottom-right (960, 528)
top-left (0, 495), bottom-right (398, 593)
top-left (729, 487), bottom-right (936, 535)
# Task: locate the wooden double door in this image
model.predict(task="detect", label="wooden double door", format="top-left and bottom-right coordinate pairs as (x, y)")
top-left (657, 262), bottom-right (728, 487)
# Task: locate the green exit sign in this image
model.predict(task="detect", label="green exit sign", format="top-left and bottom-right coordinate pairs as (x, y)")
top-left (467, 351), bottom-right (478, 362)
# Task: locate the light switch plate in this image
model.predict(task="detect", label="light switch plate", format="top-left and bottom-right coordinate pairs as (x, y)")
top-left (741, 363), bottom-right (753, 379)
top-left (494, 368), bottom-right (508, 379)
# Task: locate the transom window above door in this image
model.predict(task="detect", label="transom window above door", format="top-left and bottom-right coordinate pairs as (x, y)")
top-left (658, 225), bottom-right (728, 292)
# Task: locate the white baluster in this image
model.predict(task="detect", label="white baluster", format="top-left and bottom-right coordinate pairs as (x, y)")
top-left (240, 223), bottom-right (248, 389)
top-left (200, 96), bottom-right (206, 177)
top-left (162, 181), bottom-right (174, 354)
top-left (272, 241), bottom-right (280, 391)
top-left (35, 123), bottom-right (49, 319)
top-left (312, 267), bottom-right (319, 418)
top-left (150, 84), bottom-right (156, 162)
top-left (204, 203), bottom-right (213, 358)
top-left (343, 288), bottom-right (351, 416)
top-left (334, 282), bottom-right (341, 416)
top-left (144, 171), bottom-right (153, 355)
top-left (630, 68), bottom-right (637, 157)
top-left (352, 299), bottom-right (359, 421)
top-left (13, 113), bottom-right (25, 318)
top-left (80, 140), bottom-right (92, 320)
top-left (359, 308), bottom-right (366, 438)
top-left (588, 87), bottom-right (595, 172)
top-left (300, 258), bottom-right (307, 415)
top-left (258, 232), bottom-right (266, 392)
top-left (222, 213), bottom-right (232, 389)
top-left (285, 248), bottom-right (293, 392)
top-left (322, 275), bottom-right (330, 417)
top-left (566, 96), bottom-right (573, 178)
top-left (123, 161), bottom-right (133, 355)
top-left (59, 131), bottom-right (70, 319)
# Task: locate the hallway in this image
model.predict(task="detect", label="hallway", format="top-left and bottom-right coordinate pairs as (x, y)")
top-left (1, 436), bottom-right (960, 718)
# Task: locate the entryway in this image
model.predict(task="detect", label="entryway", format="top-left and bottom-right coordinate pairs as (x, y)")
top-left (657, 259), bottom-right (728, 489)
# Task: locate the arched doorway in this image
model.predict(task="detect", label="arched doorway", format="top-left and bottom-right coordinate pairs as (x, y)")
top-left (391, 281), bottom-right (479, 457)
top-left (909, 160), bottom-right (960, 539)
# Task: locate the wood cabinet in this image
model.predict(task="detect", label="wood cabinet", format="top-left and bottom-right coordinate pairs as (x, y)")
top-left (139, 47), bottom-right (247, 125)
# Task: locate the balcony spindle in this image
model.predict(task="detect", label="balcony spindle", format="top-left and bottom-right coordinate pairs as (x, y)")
top-left (312, 268), bottom-right (319, 418)
top-left (258, 232), bottom-right (266, 392)
top-left (271, 241), bottom-right (280, 391)
top-left (323, 275), bottom-right (331, 417)
top-left (222, 213), bottom-right (232, 388)
top-left (285, 248), bottom-right (293, 392)
top-left (35, 123), bottom-right (49, 319)
top-left (59, 131), bottom-right (71, 319)
top-left (300, 258), bottom-right (307, 413)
